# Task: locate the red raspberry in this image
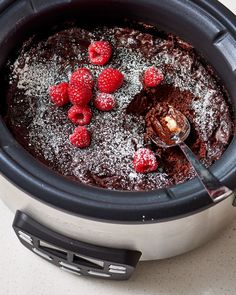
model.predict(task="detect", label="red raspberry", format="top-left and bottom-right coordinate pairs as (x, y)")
top-left (68, 85), bottom-right (92, 106)
top-left (144, 67), bottom-right (164, 87)
top-left (88, 41), bottom-right (112, 66)
top-left (94, 93), bottom-right (116, 111)
top-left (68, 105), bottom-right (92, 125)
top-left (49, 82), bottom-right (69, 107)
top-left (133, 148), bottom-right (158, 173)
top-left (70, 68), bottom-right (94, 90)
top-left (69, 126), bottom-right (91, 148)
top-left (98, 68), bottom-right (124, 93)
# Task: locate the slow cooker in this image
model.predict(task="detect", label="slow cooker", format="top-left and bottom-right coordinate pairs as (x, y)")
top-left (0, 0), bottom-right (236, 280)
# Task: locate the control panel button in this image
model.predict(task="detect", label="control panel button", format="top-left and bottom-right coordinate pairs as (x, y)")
top-left (19, 234), bottom-right (33, 245)
top-left (18, 231), bottom-right (32, 241)
top-left (33, 248), bottom-right (52, 261)
top-left (109, 269), bottom-right (126, 274)
top-left (88, 270), bottom-right (111, 278)
top-left (60, 267), bottom-right (81, 276)
top-left (109, 265), bottom-right (127, 271)
top-left (59, 261), bottom-right (80, 272)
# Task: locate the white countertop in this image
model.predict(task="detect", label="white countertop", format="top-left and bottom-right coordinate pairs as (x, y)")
top-left (1, 1), bottom-right (236, 294)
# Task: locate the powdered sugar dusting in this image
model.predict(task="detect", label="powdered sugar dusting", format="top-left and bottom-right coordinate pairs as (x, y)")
top-left (6, 25), bottom-right (232, 191)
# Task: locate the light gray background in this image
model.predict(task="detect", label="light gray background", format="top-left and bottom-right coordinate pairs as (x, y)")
top-left (1, 0), bottom-right (236, 294)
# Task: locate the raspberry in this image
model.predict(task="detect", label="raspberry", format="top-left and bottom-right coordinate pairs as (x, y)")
top-left (94, 93), bottom-right (116, 111)
top-left (133, 148), bottom-right (158, 173)
top-left (68, 105), bottom-right (92, 125)
top-left (69, 126), bottom-right (91, 148)
top-left (49, 82), bottom-right (69, 107)
top-left (70, 68), bottom-right (94, 90)
top-left (144, 67), bottom-right (164, 87)
top-left (68, 85), bottom-right (92, 106)
top-left (98, 68), bottom-right (124, 93)
top-left (88, 41), bottom-right (112, 66)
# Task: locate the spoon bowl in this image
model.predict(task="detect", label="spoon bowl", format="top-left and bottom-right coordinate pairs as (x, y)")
top-left (150, 108), bottom-right (191, 148)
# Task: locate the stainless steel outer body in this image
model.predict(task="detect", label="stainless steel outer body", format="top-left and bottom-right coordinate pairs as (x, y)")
top-left (1, 174), bottom-right (235, 261)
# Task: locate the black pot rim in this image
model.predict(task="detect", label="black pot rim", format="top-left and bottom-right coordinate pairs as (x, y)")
top-left (0, 0), bottom-right (236, 223)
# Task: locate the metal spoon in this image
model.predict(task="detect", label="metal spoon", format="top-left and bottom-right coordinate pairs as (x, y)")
top-left (150, 108), bottom-right (233, 203)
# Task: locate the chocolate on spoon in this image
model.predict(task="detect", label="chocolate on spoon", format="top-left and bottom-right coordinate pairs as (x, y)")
top-left (148, 105), bottom-right (190, 147)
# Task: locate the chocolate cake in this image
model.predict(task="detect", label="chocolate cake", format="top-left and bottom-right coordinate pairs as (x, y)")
top-left (3, 23), bottom-right (234, 191)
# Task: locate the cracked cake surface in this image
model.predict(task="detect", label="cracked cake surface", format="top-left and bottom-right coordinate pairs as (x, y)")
top-left (3, 23), bottom-right (233, 191)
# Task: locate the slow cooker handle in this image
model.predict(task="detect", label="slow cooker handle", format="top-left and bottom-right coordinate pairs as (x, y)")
top-left (12, 211), bottom-right (141, 280)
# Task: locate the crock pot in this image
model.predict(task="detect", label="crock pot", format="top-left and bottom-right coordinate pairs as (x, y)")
top-left (0, 0), bottom-right (236, 280)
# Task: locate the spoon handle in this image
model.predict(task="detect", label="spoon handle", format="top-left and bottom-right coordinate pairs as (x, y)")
top-left (178, 141), bottom-right (233, 203)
